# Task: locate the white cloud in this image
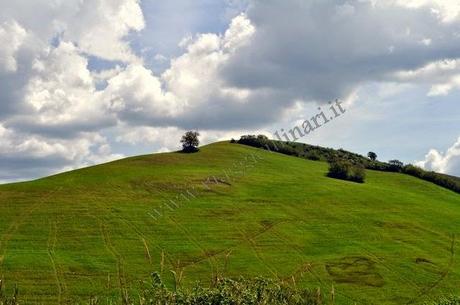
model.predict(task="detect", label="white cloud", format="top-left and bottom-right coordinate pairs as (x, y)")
top-left (101, 13), bottom-right (259, 129)
top-left (392, 0), bottom-right (460, 23)
top-left (394, 59), bottom-right (460, 96)
top-left (103, 63), bottom-right (183, 119)
top-left (416, 137), bottom-right (460, 175)
top-left (0, 0), bottom-right (142, 181)
top-left (0, 0), bottom-right (144, 62)
top-left (116, 126), bottom-right (184, 152)
top-left (0, 20), bottom-right (27, 73)
top-left (5, 41), bottom-right (115, 136)
top-left (59, 0), bottom-right (145, 62)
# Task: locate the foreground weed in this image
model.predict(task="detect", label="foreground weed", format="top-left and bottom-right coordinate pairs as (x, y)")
top-left (0, 280), bottom-right (18, 305)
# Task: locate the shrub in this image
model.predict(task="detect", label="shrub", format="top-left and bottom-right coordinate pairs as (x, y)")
top-left (305, 150), bottom-right (321, 161)
top-left (388, 159), bottom-right (404, 172)
top-left (402, 164), bottom-right (425, 176)
top-left (327, 159), bottom-right (365, 183)
top-left (136, 273), bottom-right (321, 305)
top-left (327, 159), bottom-right (350, 180)
top-left (349, 164), bottom-right (366, 183)
top-left (0, 280), bottom-right (18, 305)
top-left (1, 275), bottom-right (323, 305)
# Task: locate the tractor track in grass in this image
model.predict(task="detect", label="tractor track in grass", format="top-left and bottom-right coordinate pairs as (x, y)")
top-left (166, 218), bottom-right (283, 273)
top-left (166, 218), bottom-right (284, 272)
top-left (81, 182), bottom-right (179, 268)
top-left (67, 184), bottom-right (130, 297)
top-left (91, 186), bottom-right (220, 285)
top-left (47, 220), bottom-right (67, 305)
top-left (166, 216), bottom-right (218, 275)
top-left (0, 187), bottom-right (63, 271)
top-left (103, 164), bottom-right (282, 276)
top-left (332, 205), bottom-right (447, 304)
top-left (99, 221), bottom-right (127, 299)
top-left (236, 227), bottom-right (280, 280)
top-left (73, 184), bottom-right (201, 297)
top-left (73, 183), bottom-right (176, 273)
top-left (113, 214), bottom-right (175, 267)
top-left (406, 234), bottom-right (456, 305)
top-left (321, 206), bottom-right (427, 297)
top-left (286, 205), bottom-right (435, 304)
top-left (270, 230), bottom-right (366, 305)
top-left (360, 247), bottom-right (427, 298)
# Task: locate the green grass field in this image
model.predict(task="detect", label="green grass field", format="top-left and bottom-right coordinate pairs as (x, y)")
top-left (0, 142), bottom-right (459, 304)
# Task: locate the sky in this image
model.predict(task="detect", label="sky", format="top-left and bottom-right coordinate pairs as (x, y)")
top-left (0, 0), bottom-right (460, 183)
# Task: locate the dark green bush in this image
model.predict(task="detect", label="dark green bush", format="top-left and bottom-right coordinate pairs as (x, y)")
top-left (327, 160), bottom-right (350, 180)
top-left (349, 164), bottom-right (366, 183)
top-left (327, 160), bottom-right (366, 183)
top-left (402, 164), bottom-right (425, 176)
top-left (388, 160), bottom-right (404, 172)
top-left (305, 151), bottom-right (321, 161)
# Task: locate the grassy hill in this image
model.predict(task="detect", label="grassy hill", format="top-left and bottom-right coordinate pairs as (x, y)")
top-left (0, 141), bottom-right (459, 304)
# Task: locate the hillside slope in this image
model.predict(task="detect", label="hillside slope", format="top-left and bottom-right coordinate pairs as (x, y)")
top-left (0, 142), bottom-right (459, 304)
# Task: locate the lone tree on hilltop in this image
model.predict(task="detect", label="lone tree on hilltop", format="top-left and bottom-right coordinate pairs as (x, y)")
top-left (181, 131), bottom-right (200, 153)
top-left (367, 151), bottom-right (377, 161)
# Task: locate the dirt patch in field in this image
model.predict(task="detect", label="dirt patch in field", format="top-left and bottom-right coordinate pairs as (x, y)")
top-left (375, 221), bottom-right (410, 230)
top-left (326, 256), bottom-right (384, 287)
top-left (204, 208), bottom-right (241, 218)
top-left (247, 198), bottom-right (274, 205)
top-left (415, 257), bottom-right (435, 265)
top-left (260, 220), bottom-right (275, 229)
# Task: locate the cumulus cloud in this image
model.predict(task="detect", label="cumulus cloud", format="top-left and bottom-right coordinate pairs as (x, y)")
top-left (55, 0), bottom-right (145, 62)
top-left (392, 0), bottom-right (460, 23)
top-left (394, 59), bottom-right (460, 96)
top-left (0, 0), bottom-right (141, 182)
top-left (104, 14), bottom-right (280, 130)
top-left (0, 20), bottom-right (27, 73)
top-left (416, 137), bottom-right (460, 176)
top-left (222, 0), bottom-right (460, 101)
top-left (0, 0), bottom-right (144, 62)
top-left (4, 42), bottom-right (116, 138)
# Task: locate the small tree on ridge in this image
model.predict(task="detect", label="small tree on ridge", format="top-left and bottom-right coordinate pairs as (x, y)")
top-left (181, 131), bottom-right (200, 153)
top-left (367, 152), bottom-right (377, 161)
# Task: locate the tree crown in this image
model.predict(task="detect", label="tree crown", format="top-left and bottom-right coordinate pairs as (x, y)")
top-left (180, 131), bottom-right (200, 152)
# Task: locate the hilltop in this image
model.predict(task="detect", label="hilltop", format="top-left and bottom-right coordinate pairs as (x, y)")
top-left (0, 142), bottom-right (459, 304)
